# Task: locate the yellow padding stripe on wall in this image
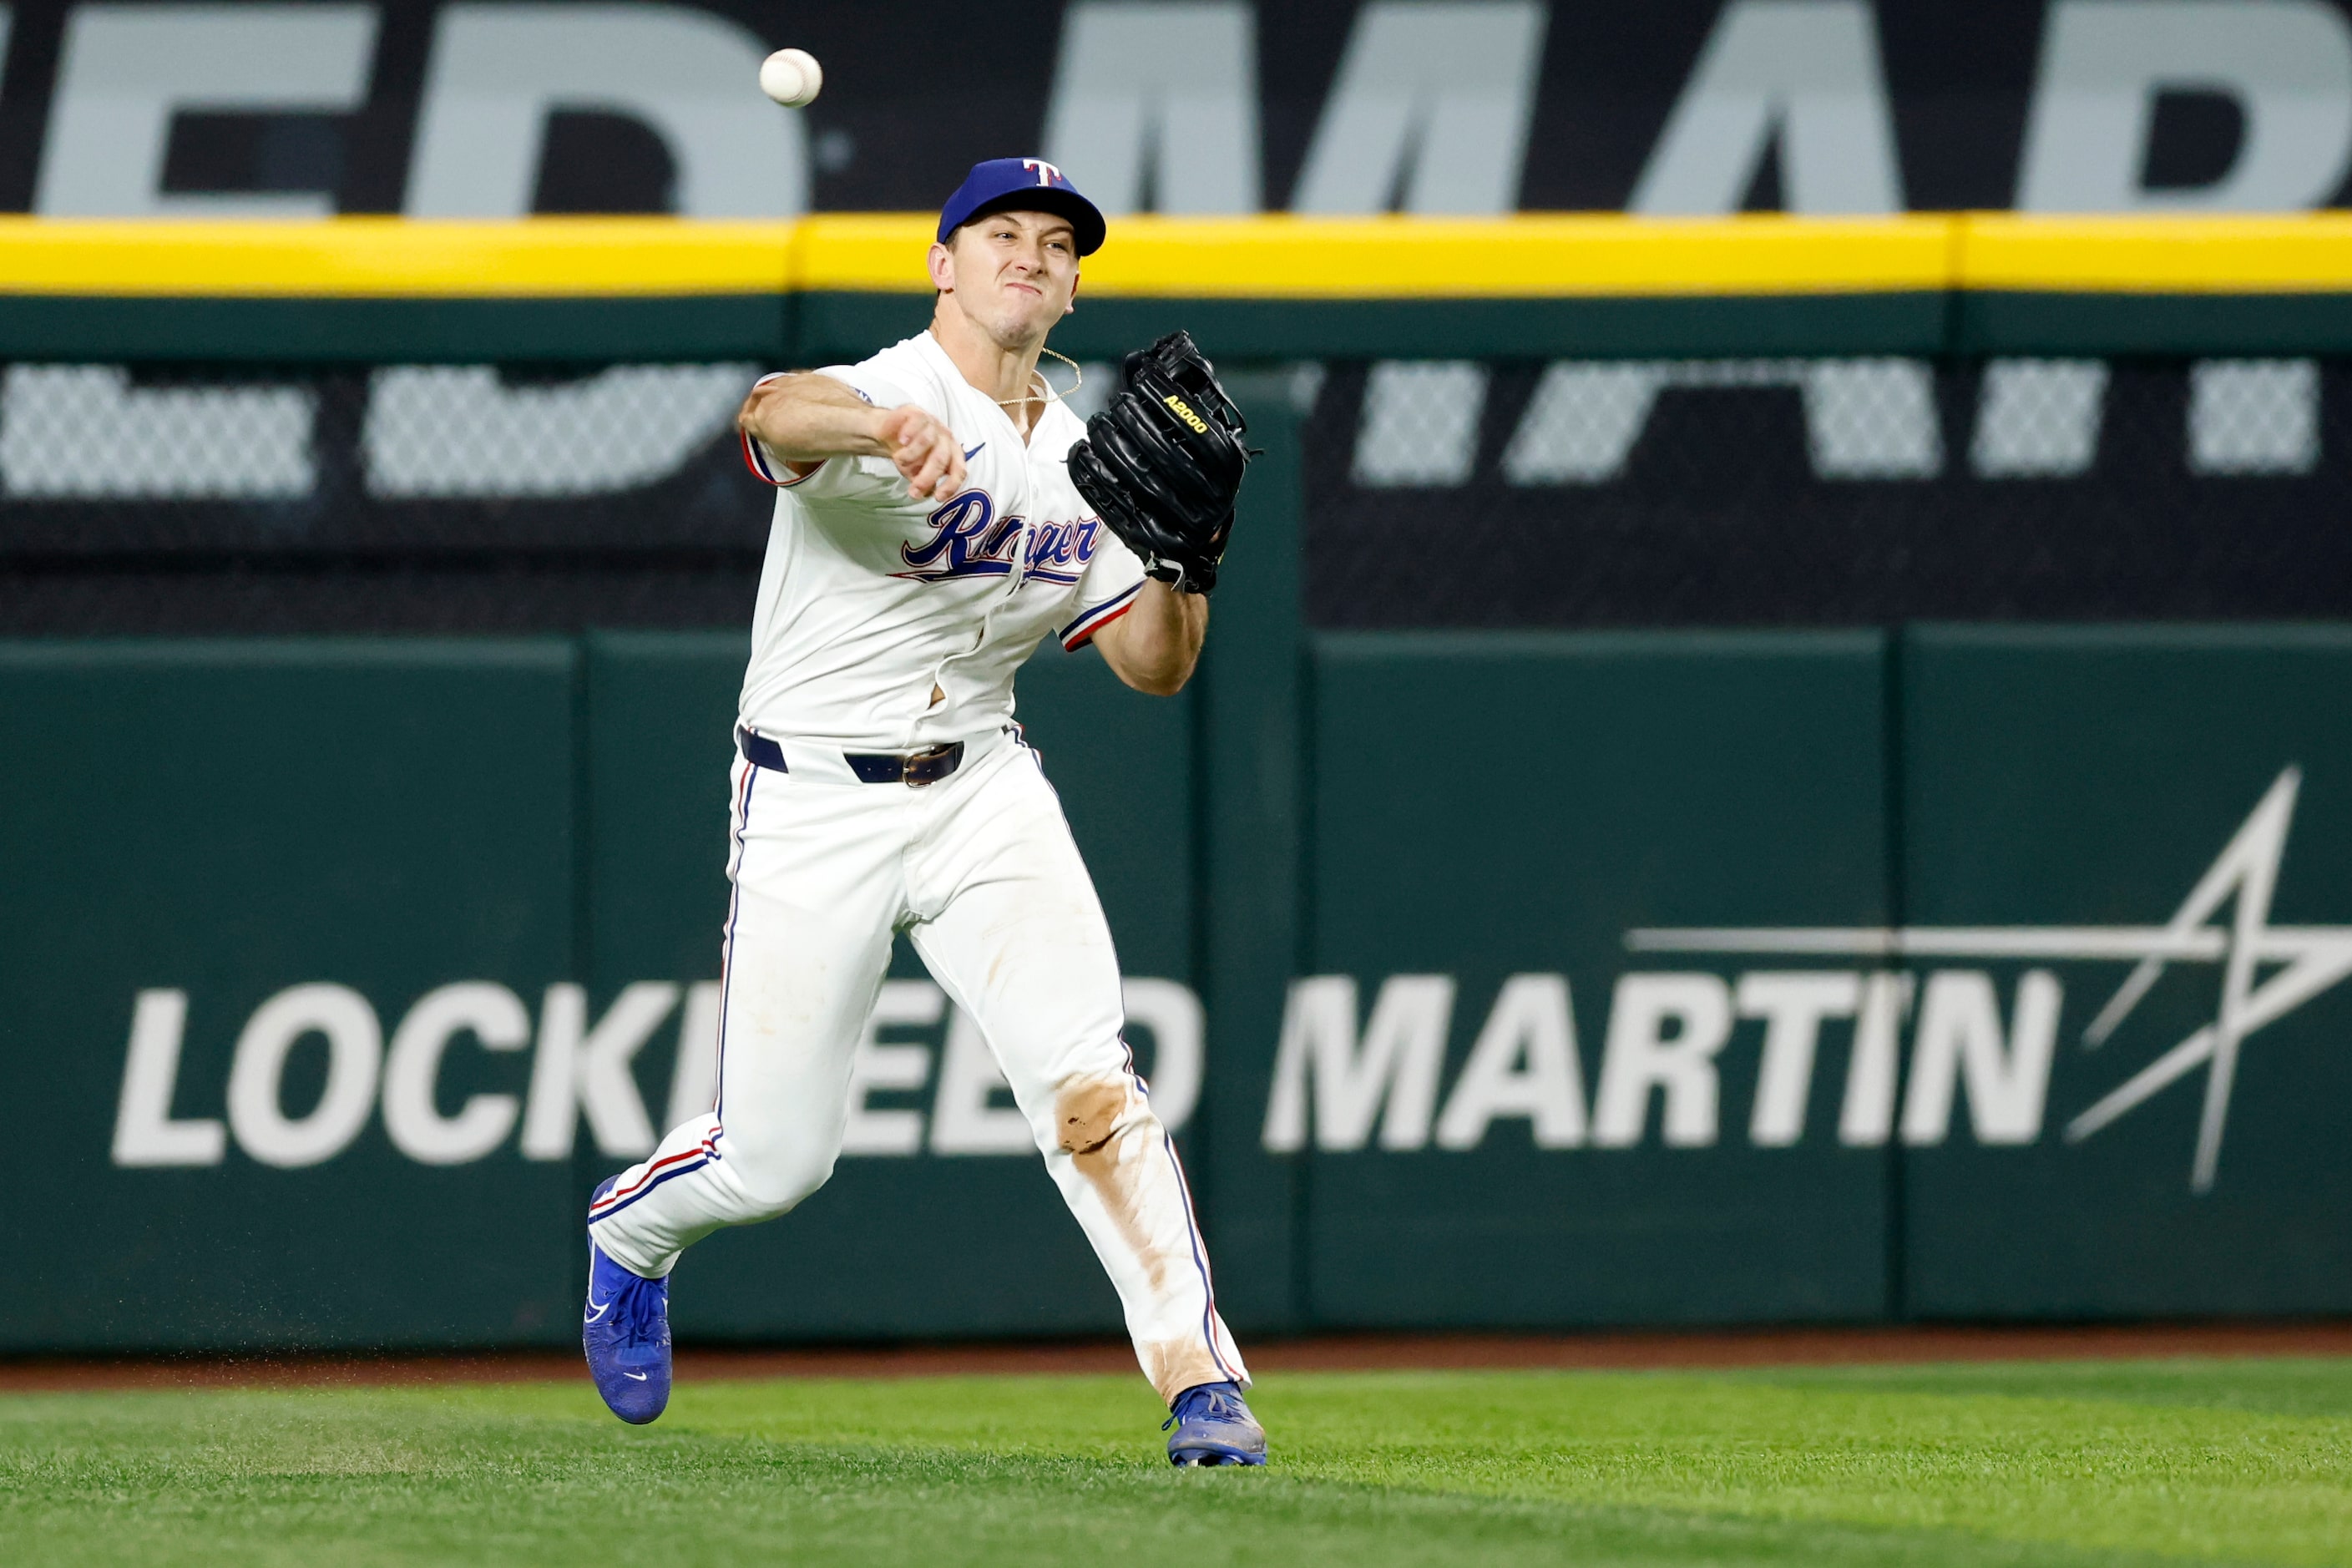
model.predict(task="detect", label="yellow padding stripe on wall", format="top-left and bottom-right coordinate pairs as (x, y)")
top-left (3, 214), bottom-right (2352, 298)
top-left (797, 215), bottom-right (1954, 296)
top-left (1960, 215), bottom-right (2352, 292)
top-left (0, 219), bottom-right (799, 296)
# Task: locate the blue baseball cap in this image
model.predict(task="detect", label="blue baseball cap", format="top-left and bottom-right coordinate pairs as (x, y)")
top-left (937, 158), bottom-right (1106, 256)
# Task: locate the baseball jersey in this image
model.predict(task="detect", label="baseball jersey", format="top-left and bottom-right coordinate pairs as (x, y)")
top-left (736, 331), bottom-right (1148, 752)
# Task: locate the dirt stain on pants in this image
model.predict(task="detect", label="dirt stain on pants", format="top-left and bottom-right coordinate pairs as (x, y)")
top-left (1055, 1074), bottom-right (1231, 1402)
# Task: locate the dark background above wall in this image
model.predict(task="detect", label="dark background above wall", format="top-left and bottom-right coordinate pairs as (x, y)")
top-left (0, 0), bottom-right (2341, 218)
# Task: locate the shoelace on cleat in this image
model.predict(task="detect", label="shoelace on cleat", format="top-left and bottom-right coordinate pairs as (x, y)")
top-left (614, 1277), bottom-right (668, 1353)
top-left (1164, 1385), bottom-right (1247, 1431)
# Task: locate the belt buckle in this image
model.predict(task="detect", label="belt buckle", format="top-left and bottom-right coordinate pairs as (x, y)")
top-left (903, 742), bottom-right (955, 787)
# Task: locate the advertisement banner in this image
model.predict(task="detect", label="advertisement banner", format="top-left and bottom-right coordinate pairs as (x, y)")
top-left (0, 0), bottom-right (2330, 218)
top-left (14, 623), bottom-right (2352, 1350)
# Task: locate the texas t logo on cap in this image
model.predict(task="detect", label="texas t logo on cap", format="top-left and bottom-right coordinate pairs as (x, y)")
top-left (936, 158), bottom-right (1106, 255)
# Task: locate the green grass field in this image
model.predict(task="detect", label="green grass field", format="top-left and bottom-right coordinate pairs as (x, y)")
top-left (6, 1358), bottom-right (2351, 1565)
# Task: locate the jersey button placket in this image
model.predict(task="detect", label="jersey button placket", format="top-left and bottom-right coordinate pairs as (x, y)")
top-left (1004, 465), bottom-right (1034, 594)
top-left (930, 468), bottom-right (1029, 740)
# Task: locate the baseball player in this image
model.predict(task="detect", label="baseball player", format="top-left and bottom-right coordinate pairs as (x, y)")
top-left (580, 158), bottom-right (1266, 1467)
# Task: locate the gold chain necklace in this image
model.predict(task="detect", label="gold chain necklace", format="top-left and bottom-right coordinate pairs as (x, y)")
top-left (994, 348), bottom-right (1085, 410)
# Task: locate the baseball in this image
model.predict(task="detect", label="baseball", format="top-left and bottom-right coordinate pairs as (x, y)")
top-left (758, 48), bottom-right (822, 108)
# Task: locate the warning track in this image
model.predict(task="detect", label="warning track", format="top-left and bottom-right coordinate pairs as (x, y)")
top-left (5, 1321), bottom-right (2351, 1393)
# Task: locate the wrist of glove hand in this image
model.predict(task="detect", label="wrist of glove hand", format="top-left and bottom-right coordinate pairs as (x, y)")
top-left (1141, 551), bottom-right (1218, 596)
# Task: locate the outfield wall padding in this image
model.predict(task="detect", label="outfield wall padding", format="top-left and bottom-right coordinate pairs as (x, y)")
top-left (6, 215), bottom-right (2352, 362)
top-left (0, 640), bottom-right (580, 1351)
top-left (1898, 626), bottom-right (2352, 1320)
top-left (1297, 632), bottom-right (1892, 1328)
top-left (9, 620), bottom-right (2352, 1348)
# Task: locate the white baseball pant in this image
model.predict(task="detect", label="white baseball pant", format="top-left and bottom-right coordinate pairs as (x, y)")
top-left (589, 731), bottom-right (1248, 1404)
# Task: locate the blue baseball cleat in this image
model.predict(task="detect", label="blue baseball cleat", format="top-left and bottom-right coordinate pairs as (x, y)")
top-left (1164, 1381), bottom-right (1267, 1466)
top-left (582, 1176), bottom-right (671, 1424)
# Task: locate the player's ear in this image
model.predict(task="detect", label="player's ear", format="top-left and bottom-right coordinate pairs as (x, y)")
top-left (926, 241), bottom-right (955, 292)
top-left (1065, 273), bottom-right (1079, 316)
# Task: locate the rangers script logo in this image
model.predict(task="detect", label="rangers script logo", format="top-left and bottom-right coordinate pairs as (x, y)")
top-left (896, 489), bottom-right (1101, 585)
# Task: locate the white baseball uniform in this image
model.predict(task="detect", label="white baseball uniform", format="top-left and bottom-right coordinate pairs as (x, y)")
top-left (588, 331), bottom-right (1248, 1403)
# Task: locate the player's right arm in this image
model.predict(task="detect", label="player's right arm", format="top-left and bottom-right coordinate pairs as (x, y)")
top-left (737, 373), bottom-right (967, 499)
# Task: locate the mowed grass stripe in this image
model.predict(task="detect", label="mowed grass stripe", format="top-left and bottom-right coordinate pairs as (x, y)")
top-left (3, 1361), bottom-right (2348, 1566)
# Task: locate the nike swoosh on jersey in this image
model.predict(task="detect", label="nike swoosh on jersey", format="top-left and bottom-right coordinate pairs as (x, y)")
top-left (964, 443), bottom-right (984, 460)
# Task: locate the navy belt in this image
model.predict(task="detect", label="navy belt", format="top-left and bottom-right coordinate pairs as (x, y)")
top-left (737, 728), bottom-right (967, 787)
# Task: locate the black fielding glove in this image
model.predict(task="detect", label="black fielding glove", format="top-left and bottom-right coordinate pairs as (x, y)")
top-left (1066, 331), bottom-right (1253, 595)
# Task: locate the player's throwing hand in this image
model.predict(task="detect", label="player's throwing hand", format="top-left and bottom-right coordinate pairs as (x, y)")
top-left (880, 404), bottom-right (965, 500)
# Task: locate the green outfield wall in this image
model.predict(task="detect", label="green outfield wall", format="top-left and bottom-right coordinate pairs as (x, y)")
top-left (7, 370), bottom-right (2352, 1351)
top-left (11, 610), bottom-right (2352, 1351)
top-left (0, 640), bottom-right (581, 1349)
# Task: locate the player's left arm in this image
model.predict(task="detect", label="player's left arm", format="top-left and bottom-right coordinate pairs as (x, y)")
top-left (1090, 582), bottom-right (1206, 696)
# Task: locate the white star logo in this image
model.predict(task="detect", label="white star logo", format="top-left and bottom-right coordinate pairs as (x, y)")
top-left (1628, 767), bottom-right (2352, 1191)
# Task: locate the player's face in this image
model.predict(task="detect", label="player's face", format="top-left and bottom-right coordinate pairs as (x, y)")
top-left (935, 210), bottom-right (1080, 346)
